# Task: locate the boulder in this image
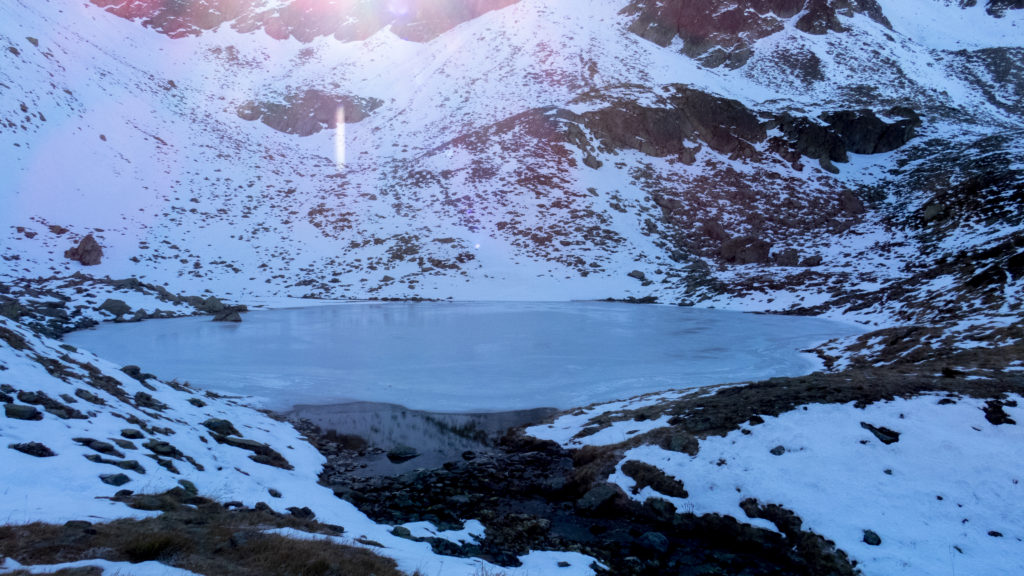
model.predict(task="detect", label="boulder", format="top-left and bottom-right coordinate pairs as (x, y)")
top-left (860, 422), bottom-right (901, 444)
top-left (701, 220), bottom-right (729, 241)
top-left (795, 0), bottom-right (844, 35)
top-left (213, 305), bottom-right (245, 322)
top-left (577, 483), bottom-right (622, 513)
top-left (720, 236), bottom-right (772, 264)
top-left (5, 404), bottom-right (42, 421)
top-left (99, 473), bottom-right (131, 487)
top-left (387, 445), bottom-right (420, 463)
top-left (198, 296), bottom-right (226, 313)
top-left (203, 418), bottom-right (241, 437)
top-left (637, 531), bottom-right (670, 553)
top-left (800, 254), bottom-right (823, 267)
top-left (773, 248), bottom-right (800, 267)
top-left (9, 441), bottom-right (55, 457)
top-left (97, 299), bottom-right (131, 318)
top-left (64, 234), bottom-right (103, 266)
top-left (840, 190), bottom-right (866, 214)
top-left (627, 270), bottom-right (647, 281)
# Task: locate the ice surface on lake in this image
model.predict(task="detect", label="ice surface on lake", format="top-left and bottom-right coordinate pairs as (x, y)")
top-left (66, 302), bottom-right (864, 412)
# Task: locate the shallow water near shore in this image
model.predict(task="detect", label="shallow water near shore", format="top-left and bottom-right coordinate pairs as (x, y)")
top-left (65, 301), bottom-right (864, 412)
top-left (289, 401), bottom-right (559, 476)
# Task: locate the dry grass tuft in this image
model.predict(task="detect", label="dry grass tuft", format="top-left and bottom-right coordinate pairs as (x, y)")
top-left (0, 491), bottom-right (404, 576)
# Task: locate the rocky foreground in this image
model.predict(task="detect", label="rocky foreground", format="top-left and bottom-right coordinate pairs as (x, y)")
top-left (303, 345), bottom-right (1024, 575)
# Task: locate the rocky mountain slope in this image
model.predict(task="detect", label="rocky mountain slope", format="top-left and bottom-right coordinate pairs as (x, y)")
top-left (2, 0), bottom-right (1020, 343)
top-left (2, 1), bottom-right (1024, 574)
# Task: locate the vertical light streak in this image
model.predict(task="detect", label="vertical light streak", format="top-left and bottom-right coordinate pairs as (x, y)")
top-left (335, 105), bottom-right (346, 169)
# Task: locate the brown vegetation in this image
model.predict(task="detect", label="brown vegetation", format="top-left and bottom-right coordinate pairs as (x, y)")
top-left (0, 491), bottom-right (403, 576)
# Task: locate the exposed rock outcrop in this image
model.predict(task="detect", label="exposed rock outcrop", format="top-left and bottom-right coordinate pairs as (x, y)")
top-left (64, 234), bottom-right (103, 266)
top-left (621, 0), bottom-right (890, 68)
top-left (237, 89), bottom-right (382, 136)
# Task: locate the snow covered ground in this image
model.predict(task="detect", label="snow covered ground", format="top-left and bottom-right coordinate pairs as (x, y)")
top-left (530, 390), bottom-right (1024, 575)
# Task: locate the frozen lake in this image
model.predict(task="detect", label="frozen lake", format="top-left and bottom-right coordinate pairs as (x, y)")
top-left (65, 302), bottom-right (863, 412)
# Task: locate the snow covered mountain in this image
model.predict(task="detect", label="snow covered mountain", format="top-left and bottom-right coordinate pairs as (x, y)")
top-left (3, 2), bottom-right (1024, 574)
top-left (2, 0), bottom-right (1020, 340)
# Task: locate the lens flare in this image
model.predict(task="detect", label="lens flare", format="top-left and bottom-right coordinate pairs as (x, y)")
top-left (335, 105), bottom-right (346, 169)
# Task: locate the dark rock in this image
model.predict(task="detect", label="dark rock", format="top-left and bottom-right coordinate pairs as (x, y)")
top-left (391, 525), bottom-right (412, 538)
top-left (134, 391), bottom-right (168, 411)
top-left (268, 488), bottom-right (282, 498)
top-left (64, 234), bottom-right (103, 266)
top-left (387, 445), bottom-right (420, 463)
top-left (983, 399), bottom-right (1017, 425)
top-left (627, 270), bottom-right (647, 281)
top-left (110, 438), bottom-right (136, 450)
top-left (9, 441), bottom-right (55, 457)
top-left (203, 418), bottom-right (241, 437)
top-left (288, 506), bottom-right (316, 519)
top-left (121, 428), bottom-right (145, 439)
top-left (5, 403), bottom-right (42, 421)
top-left (212, 306), bottom-right (244, 322)
top-left (922, 203), bottom-right (946, 222)
top-left (210, 434), bottom-right (292, 470)
top-left (621, 460), bottom-right (688, 498)
top-left (99, 473), bottom-right (131, 487)
top-left (75, 388), bottom-right (106, 405)
top-left (840, 190), bottom-right (866, 214)
top-left (577, 483), bottom-right (622, 512)
top-left (121, 365), bottom-right (155, 382)
top-left (144, 439), bottom-right (182, 458)
top-left (97, 299), bottom-right (131, 318)
top-left (774, 248), bottom-right (800, 267)
top-left (860, 422), bottom-right (901, 444)
top-left (238, 89), bottom-right (382, 136)
top-left (658, 431), bottom-right (699, 455)
top-left (84, 454), bottom-right (145, 474)
top-left (795, 0), bottom-right (844, 35)
top-left (637, 530), bottom-right (670, 553)
top-left (642, 498), bottom-right (677, 523)
top-left (863, 529), bottom-right (882, 546)
top-left (701, 220), bottom-right (729, 241)
top-left (73, 437), bottom-right (125, 458)
top-left (777, 113), bottom-right (848, 163)
top-left (770, 445), bottom-right (786, 456)
top-left (197, 296), bottom-right (225, 313)
top-left (721, 236), bottom-right (772, 264)
top-left (824, 108), bottom-right (920, 155)
top-left (800, 254), bottom-right (823, 267)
